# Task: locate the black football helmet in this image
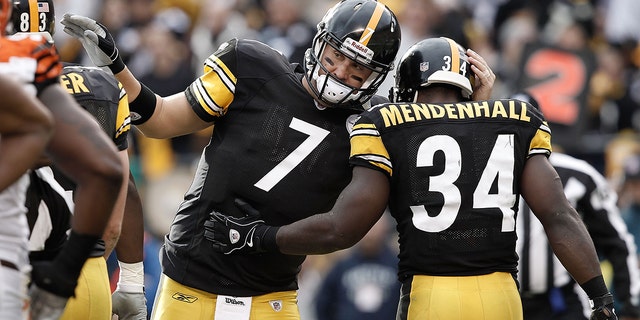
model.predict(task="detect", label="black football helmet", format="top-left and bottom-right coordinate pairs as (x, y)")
top-left (391, 37), bottom-right (474, 103)
top-left (305, 0), bottom-right (400, 109)
top-left (11, 0), bottom-right (55, 37)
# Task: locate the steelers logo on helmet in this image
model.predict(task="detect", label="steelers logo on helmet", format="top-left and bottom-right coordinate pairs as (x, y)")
top-left (304, 0), bottom-right (400, 109)
top-left (391, 37), bottom-right (475, 103)
top-left (11, 0), bottom-right (55, 38)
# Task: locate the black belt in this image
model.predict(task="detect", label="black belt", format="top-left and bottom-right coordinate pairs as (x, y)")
top-left (0, 259), bottom-right (18, 271)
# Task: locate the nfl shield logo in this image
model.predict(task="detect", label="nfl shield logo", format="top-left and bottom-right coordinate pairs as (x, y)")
top-left (269, 300), bottom-right (283, 312)
top-left (420, 62), bottom-right (429, 72)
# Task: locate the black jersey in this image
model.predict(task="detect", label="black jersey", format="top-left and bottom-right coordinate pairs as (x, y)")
top-left (349, 99), bottom-right (552, 279)
top-left (60, 65), bottom-right (130, 151)
top-left (26, 66), bottom-right (130, 258)
top-left (163, 38), bottom-right (386, 296)
top-left (52, 65), bottom-right (130, 190)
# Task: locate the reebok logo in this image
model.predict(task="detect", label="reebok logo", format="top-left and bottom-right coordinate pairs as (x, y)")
top-left (172, 292), bottom-right (198, 303)
top-left (225, 297), bottom-right (246, 306)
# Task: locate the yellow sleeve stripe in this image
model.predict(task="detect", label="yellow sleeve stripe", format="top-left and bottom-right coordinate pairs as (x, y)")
top-left (528, 127), bottom-right (552, 157)
top-left (359, 2), bottom-right (385, 46)
top-left (350, 130), bottom-right (392, 175)
top-left (191, 55), bottom-right (237, 117)
top-left (354, 154), bottom-right (392, 175)
top-left (192, 80), bottom-right (226, 116)
top-left (118, 83), bottom-right (126, 100)
top-left (115, 115), bottom-right (131, 140)
top-left (205, 56), bottom-right (237, 90)
top-left (115, 83), bottom-right (130, 139)
top-left (353, 123), bottom-right (377, 130)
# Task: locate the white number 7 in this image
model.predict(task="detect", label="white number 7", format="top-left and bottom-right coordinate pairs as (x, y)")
top-left (254, 118), bottom-right (330, 192)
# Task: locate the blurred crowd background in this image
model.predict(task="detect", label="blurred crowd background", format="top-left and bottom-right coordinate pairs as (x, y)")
top-left (50, 0), bottom-right (640, 318)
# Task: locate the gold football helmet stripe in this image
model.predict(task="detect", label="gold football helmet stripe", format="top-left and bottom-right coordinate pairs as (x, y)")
top-left (359, 2), bottom-right (385, 46)
top-left (443, 37), bottom-right (460, 75)
top-left (28, 0), bottom-right (38, 32)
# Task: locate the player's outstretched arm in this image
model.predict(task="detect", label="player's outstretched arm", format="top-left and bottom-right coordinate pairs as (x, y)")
top-left (61, 13), bottom-right (210, 138)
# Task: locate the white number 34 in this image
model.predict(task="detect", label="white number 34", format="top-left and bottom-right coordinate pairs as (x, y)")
top-left (411, 134), bottom-right (516, 233)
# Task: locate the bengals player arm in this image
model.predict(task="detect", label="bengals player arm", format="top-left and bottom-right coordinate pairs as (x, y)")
top-left (0, 74), bottom-right (53, 191)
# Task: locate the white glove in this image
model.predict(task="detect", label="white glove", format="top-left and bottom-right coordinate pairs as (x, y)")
top-left (112, 290), bottom-right (147, 320)
top-left (60, 13), bottom-right (125, 73)
top-left (29, 284), bottom-right (69, 320)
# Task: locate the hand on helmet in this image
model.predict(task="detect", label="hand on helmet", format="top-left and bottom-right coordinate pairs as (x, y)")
top-left (203, 199), bottom-right (276, 254)
top-left (467, 48), bottom-right (495, 101)
top-left (60, 13), bottom-right (125, 73)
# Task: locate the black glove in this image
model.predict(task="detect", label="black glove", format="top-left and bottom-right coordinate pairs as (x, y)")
top-left (60, 13), bottom-right (125, 73)
top-left (203, 199), bottom-right (277, 254)
top-left (590, 293), bottom-right (618, 320)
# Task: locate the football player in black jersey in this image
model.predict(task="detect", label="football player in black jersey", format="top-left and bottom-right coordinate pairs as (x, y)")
top-left (206, 37), bottom-right (619, 320)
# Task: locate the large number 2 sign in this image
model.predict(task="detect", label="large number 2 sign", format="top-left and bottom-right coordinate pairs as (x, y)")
top-left (522, 48), bottom-right (589, 126)
top-left (410, 134), bottom-right (517, 233)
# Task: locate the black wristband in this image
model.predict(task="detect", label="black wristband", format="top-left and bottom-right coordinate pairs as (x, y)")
top-left (129, 82), bottom-right (158, 125)
top-left (55, 231), bottom-right (100, 279)
top-left (107, 51), bottom-right (125, 74)
top-left (581, 275), bottom-right (610, 300)
top-left (261, 226), bottom-right (280, 253)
